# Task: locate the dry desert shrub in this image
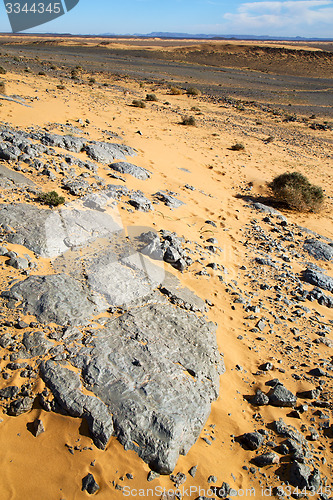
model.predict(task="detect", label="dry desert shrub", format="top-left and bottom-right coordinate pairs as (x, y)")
top-left (181, 115), bottom-right (196, 126)
top-left (132, 99), bottom-right (146, 108)
top-left (186, 86), bottom-right (200, 96)
top-left (146, 93), bottom-right (158, 101)
top-left (269, 172), bottom-right (324, 212)
top-left (169, 86), bottom-right (183, 95)
top-left (230, 142), bottom-right (245, 151)
top-left (0, 66), bottom-right (6, 75)
top-left (0, 81), bottom-right (5, 94)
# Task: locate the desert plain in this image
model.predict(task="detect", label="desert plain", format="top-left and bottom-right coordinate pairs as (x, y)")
top-left (0, 36), bottom-right (332, 500)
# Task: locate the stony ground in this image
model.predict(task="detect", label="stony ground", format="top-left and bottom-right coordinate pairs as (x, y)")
top-left (0, 49), bottom-right (332, 500)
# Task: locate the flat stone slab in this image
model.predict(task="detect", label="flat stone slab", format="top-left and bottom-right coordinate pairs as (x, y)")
top-left (0, 165), bottom-right (35, 187)
top-left (40, 133), bottom-right (85, 153)
top-left (159, 272), bottom-right (206, 312)
top-left (85, 141), bottom-right (136, 164)
top-left (3, 274), bottom-right (103, 326)
top-left (43, 302), bottom-right (224, 473)
top-left (0, 203), bottom-right (122, 258)
top-left (303, 238), bottom-right (333, 261)
top-left (109, 161), bottom-right (151, 180)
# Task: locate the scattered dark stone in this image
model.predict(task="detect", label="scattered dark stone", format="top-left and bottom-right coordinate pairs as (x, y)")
top-left (33, 418), bottom-right (45, 437)
top-left (259, 362), bottom-right (273, 371)
top-left (268, 384), bottom-right (297, 407)
top-left (308, 367), bottom-right (326, 377)
top-left (82, 473), bottom-right (100, 494)
top-left (240, 431), bottom-right (264, 450)
top-left (8, 397), bottom-right (34, 416)
top-left (250, 389), bottom-right (269, 406)
top-left (147, 471), bottom-right (160, 482)
top-left (170, 472), bottom-right (186, 486)
top-left (189, 465), bottom-right (197, 477)
top-left (252, 452), bottom-right (279, 467)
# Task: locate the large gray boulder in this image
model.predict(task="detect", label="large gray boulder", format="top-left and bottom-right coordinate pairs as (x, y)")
top-left (304, 238), bottom-right (333, 261)
top-left (3, 274), bottom-right (103, 325)
top-left (43, 302), bottom-right (224, 473)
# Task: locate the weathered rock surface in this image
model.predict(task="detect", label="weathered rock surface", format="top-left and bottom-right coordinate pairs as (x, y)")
top-left (289, 462), bottom-right (321, 490)
top-left (42, 302), bottom-right (224, 473)
top-left (128, 190), bottom-right (153, 211)
top-left (154, 191), bottom-right (184, 209)
top-left (268, 383), bottom-right (297, 407)
top-left (302, 268), bottom-right (333, 293)
top-left (81, 473), bottom-right (100, 494)
top-left (40, 133), bottom-right (85, 153)
top-left (159, 272), bottom-right (206, 312)
top-left (0, 142), bottom-right (21, 161)
top-left (40, 360), bottom-right (113, 449)
top-left (0, 203), bottom-right (122, 258)
top-left (3, 274), bottom-right (102, 326)
top-left (303, 238), bottom-right (333, 261)
top-left (109, 161), bottom-right (151, 180)
top-left (85, 141), bottom-right (136, 164)
top-left (252, 202), bottom-right (286, 221)
top-left (240, 431), bottom-right (264, 450)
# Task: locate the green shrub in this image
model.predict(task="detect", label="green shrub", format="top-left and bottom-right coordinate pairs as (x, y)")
top-left (38, 191), bottom-right (65, 207)
top-left (269, 172), bottom-right (324, 212)
top-left (230, 142), bottom-right (245, 151)
top-left (88, 77), bottom-right (96, 84)
top-left (186, 87), bottom-right (200, 96)
top-left (0, 66), bottom-right (6, 75)
top-left (146, 93), bottom-right (158, 101)
top-left (132, 99), bottom-right (146, 108)
top-left (181, 115), bottom-right (196, 126)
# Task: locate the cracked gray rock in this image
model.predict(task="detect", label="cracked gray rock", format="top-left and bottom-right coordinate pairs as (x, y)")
top-left (3, 274), bottom-right (103, 326)
top-left (40, 360), bottom-right (113, 449)
top-left (42, 302), bottom-right (224, 474)
top-left (303, 238), bottom-right (333, 261)
top-left (0, 203), bottom-right (122, 258)
top-left (302, 268), bottom-right (333, 293)
top-left (109, 161), bottom-right (151, 180)
top-left (85, 141), bottom-right (136, 164)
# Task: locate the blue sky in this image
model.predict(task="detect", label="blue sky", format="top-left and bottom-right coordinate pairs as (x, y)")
top-left (0, 0), bottom-right (333, 37)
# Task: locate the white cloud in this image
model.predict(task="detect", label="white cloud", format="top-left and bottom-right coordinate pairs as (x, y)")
top-left (221, 0), bottom-right (333, 36)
